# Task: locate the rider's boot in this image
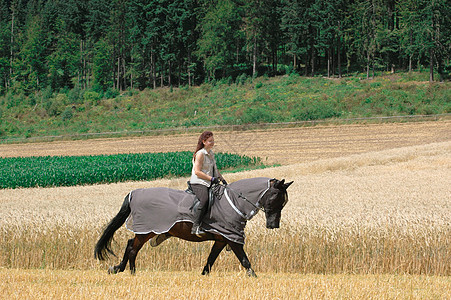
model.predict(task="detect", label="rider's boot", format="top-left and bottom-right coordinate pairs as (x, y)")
top-left (191, 206), bottom-right (207, 237)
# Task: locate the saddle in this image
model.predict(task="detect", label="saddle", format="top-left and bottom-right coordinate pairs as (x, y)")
top-left (186, 181), bottom-right (222, 212)
top-left (150, 182), bottom-right (227, 248)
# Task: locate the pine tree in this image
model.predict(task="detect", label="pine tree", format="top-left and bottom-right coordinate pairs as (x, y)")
top-left (196, 0), bottom-right (243, 80)
top-left (0, 0), bottom-right (10, 92)
top-left (92, 39), bottom-right (112, 91)
top-left (15, 12), bottom-right (47, 91)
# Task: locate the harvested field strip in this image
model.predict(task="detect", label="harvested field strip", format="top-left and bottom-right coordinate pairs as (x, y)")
top-left (1, 121), bottom-right (449, 165)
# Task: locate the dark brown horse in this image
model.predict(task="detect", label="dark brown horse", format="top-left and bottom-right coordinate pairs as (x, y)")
top-left (94, 177), bottom-right (292, 277)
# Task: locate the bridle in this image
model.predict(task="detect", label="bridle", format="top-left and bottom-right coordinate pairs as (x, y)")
top-left (222, 180), bottom-right (288, 221)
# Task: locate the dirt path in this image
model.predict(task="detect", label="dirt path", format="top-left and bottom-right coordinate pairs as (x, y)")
top-left (1, 121), bottom-right (449, 164)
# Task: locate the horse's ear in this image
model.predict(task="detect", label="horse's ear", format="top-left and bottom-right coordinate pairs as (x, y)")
top-left (272, 179), bottom-right (284, 189)
top-left (283, 181), bottom-right (293, 189)
top-left (272, 179), bottom-right (293, 190)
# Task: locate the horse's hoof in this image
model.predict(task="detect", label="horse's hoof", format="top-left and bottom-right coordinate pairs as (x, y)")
top-left (201, 267), bottom-right (210, 275)
top-left (108, 266), bottom-right (116, 274)
top-left (247, 269), bottom-right (257, 278)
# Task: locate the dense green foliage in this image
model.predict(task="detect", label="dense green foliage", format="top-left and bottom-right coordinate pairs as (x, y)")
top-left (1, 72), bottom-right (449, 141)
top-left (0, 0), bottom-right (449, 98)
top-left (0, 151), bottom-right (262, 189)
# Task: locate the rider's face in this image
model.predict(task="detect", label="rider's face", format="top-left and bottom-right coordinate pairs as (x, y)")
top-left (203, 136), bottom-right (215, 151)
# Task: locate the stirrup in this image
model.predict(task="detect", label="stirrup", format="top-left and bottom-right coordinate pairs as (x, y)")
top-left (191, 226), bottom-right (206, 237)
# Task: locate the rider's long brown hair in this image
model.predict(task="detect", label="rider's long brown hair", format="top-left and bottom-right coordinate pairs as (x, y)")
top-left (193, 131), bottom-right (213, 161)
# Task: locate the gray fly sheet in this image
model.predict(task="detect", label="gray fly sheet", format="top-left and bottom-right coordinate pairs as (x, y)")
top-left (125, 177), bottom-right (272, 244)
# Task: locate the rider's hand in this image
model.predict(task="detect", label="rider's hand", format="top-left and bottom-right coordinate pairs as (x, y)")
top-left (211, 177), bottom-right (219, 184)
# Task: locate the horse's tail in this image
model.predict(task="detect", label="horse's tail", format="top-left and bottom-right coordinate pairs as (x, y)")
top-left (94, 194), bottom-right (131, 261)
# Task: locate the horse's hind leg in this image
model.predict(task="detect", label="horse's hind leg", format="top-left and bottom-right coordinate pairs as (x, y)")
top-left (109, 238), bottom-right (134, 274)
top-left (108, 234), bottom-right (152, 275)
top-left (202, 241), bottom-right (227, 275)
top-left (128, 234), bottom-right (152, 274)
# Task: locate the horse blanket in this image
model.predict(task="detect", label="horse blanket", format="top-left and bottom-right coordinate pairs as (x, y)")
top-left (125, 177), bottom-right (271, 244)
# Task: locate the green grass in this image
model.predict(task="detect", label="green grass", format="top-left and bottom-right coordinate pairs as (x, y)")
top-left (0, 71), bottom-right (449, 142)
top-left (0, 152), bottom-right (262, 189)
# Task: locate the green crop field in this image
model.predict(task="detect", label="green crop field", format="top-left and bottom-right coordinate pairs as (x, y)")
top-left (0, 152), bottom-right (261, 189)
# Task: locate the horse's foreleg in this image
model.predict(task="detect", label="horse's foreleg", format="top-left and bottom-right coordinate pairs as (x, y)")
top-left (202, 241), bottom-right (227, 275)
top-left (109, 238), bottom-right (134, 274)
top-left (128, 234), bottom-right (152, 274)
top-left (229, 243), bottom-right (257, 277)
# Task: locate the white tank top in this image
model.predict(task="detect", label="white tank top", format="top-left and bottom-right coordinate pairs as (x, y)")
top-left (190, 148), bottom-right (217, 187)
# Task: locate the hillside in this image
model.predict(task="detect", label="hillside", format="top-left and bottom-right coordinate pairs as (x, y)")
top-left (0, 72), bottom-right (450, 143)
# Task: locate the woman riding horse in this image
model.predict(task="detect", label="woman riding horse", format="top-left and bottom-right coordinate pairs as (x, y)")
top-left (190, 131), bottom-right (227, 236)
top-left (94, 132), bottom-right (293, 277)
top-left (94, 177), bottom-right (292, 276)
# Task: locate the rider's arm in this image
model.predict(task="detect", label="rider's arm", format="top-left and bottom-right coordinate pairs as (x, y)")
top-left (194, 151), bottom-right (213, 181)
top-left (216, 170), bottom-right (224, 181)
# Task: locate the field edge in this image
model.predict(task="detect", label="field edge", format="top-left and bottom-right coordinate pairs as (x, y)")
top-left (1, 268), bottom-right (450, 299)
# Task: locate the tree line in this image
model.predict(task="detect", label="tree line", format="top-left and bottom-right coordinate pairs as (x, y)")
top-left (0, 0), bottom-right (449, 96)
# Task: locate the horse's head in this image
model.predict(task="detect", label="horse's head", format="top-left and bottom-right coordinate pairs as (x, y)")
top-left (262, 179), bottom-right (293, 229)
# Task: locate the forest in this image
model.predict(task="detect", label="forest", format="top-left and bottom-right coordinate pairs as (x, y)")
top-left (0, 0), bottom-right (450, 96)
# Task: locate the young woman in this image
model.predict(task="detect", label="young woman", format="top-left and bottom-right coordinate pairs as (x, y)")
top-left (190, 131), bottom-right (226, 236)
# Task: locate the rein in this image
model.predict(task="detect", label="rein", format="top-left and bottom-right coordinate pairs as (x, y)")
top-left (238, 192), bottom-right (266, 214)
top-left (223, 184), bottom-right (269, 220)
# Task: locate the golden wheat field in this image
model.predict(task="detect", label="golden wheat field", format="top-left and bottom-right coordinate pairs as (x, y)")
top-left (0, 121), bottom-right (450, 299)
